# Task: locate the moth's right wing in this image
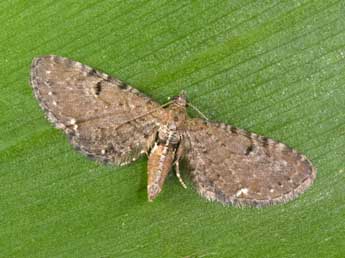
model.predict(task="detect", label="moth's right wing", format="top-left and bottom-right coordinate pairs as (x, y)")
top-left (185, 118), bottom-right (316, 207)
top-left (30, 55), bottom-right (164, 165)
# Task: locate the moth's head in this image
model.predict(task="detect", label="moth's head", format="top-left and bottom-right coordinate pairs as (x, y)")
top-left (172, 90), bottom-right (188, 107)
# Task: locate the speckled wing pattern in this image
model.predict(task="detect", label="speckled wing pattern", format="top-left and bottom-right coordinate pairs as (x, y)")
top-left (30, 55), bottom-right (163, 165)
top-left (185, 118), bottom-right (316, 207)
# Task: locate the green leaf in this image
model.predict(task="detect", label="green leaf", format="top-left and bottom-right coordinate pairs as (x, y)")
top-left (1, 1), bottom-right (344, 257)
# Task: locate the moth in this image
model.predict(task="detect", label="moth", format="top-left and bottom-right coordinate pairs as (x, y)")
top-left (30, 55), bottom-right (316, 207)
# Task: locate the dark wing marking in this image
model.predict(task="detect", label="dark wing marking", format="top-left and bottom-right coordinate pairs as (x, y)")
top-left (185, 118), bottom-right (316, 207)
top-left (30, 55), bottom-right (164, 165)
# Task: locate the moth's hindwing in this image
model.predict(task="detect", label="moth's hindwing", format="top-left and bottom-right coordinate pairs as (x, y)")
top-left (186, 118), bottom-right (316, 207)
top-left (30, 55), bottom-right (164, 165)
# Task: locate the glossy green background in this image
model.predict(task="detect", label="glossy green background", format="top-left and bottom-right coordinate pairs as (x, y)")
top-left (1, 1), bottom-right (344, 257)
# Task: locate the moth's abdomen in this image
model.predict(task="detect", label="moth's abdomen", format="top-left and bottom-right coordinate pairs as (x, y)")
top-left (147, 143), bottom-right (175, 201)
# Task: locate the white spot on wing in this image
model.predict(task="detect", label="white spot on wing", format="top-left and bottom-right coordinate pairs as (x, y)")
top-left (56, 123), bottom-right (66, 129)
top-left (278, 143), bottom-right (285, 150)
top-left (235, 188), bottom-right (249, 197)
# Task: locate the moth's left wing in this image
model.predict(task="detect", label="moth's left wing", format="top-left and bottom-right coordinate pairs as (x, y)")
top-left (30, 55), bottom-right (164, 165)
top-left (185, 118), bottom-right (316, 207)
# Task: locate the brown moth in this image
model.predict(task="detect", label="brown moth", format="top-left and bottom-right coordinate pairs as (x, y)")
top-left (30, 55), bottom-right (316, 207)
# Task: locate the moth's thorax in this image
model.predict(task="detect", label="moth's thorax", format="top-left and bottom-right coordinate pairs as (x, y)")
top-left (164, 103), bottom-right (188, 127)
top-left (157, 125), bottom-right (179, 145)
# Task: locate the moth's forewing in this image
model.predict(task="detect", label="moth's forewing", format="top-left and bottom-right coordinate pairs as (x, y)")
top-left (30, 55), bottom-right (163, 165)
top-left (185, 118), bottom-right (316, 207)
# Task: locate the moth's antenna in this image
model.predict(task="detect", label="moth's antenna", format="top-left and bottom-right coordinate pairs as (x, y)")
top-left (72, 100), bottom-right (174, 128)
top-left (114, 100), bottom-right (173, 129)
top-left (188, 102), bottom-right (209, 120)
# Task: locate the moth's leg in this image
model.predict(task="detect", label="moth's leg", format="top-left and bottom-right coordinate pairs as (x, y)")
top-left (175, 160), bottom-right (187, 189)
top-left (174, 140), bottom-right (187, 189)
